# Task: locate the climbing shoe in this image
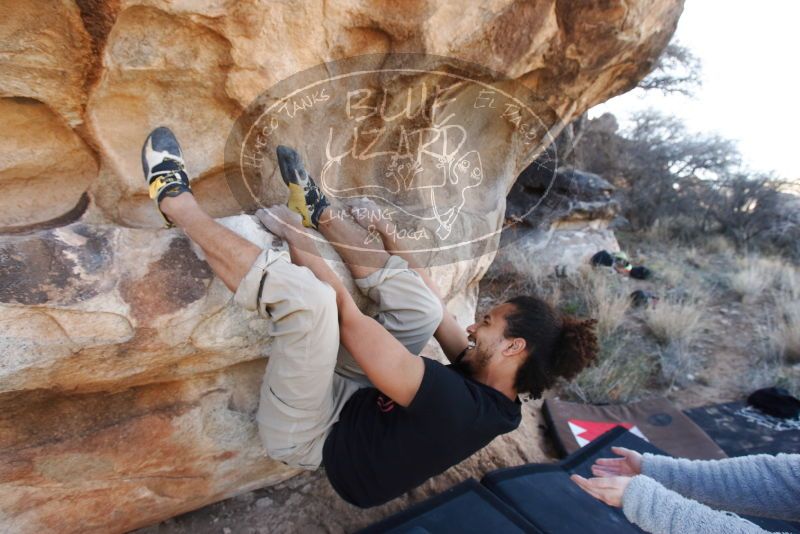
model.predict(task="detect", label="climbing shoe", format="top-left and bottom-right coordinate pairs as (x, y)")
top-left (275, 145), bottom-right (329, 229)
top-left (141, 126), bottom-right (192, 228)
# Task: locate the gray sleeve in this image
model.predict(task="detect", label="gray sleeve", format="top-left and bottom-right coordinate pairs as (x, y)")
top-left (623, 475), bottom-right (774, 534)
top-left (641, 453), bottom-right (800, 520)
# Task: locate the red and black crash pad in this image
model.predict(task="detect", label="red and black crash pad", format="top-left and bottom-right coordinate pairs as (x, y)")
top-left (685, 401), bottom-right (800, 456)
top-left (543, 397), bottom-right (726, 460)
top-left (358, 478), bottom-right (541, 533)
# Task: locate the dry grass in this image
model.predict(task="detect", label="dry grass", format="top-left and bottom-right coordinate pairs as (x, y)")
top-left (654, 256), bottom-right (686, 288)
top-left (573, 268), bottom-right (630, 341)
top-left (485, 229), bottom-right (797, 404)
top-left (484, 245), bottom-right (563, 309)
top-left (769, 299), bottom-right (800, 364)
top-left (702, 234), bottom-right (735, 256)
top-left (751, 318), bottom-right (800, 397)
top-left (772, 265), bottom-right (800, 364)
top-left (776, 264), bottom-right (800, 301)
top-left (744, 360), bottom-right (800, 398)
top-left (729, 255), bottom-right (784, 302)
top-left (478, 261), bottom-right (562, 316)
top-left (640, 218), bottom-right (678, 243)
top-left (657, 341), bottom-right (696, 387)
top-left (642, 292), bottom-right (708, 386)
top-left (737, 259), bottom-right (800, 395)
top-left (564, 334), bottom-right (656, 404)
top-left (644, 242), bottom-right (707, 291)
top-left (643, 296), bottom-right (705, 347)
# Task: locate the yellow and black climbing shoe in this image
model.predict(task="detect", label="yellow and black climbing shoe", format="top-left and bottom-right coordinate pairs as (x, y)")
top-left (276, 145), bottom-right (329, 229)
top-left (141, 126), bottom-right (192, 228)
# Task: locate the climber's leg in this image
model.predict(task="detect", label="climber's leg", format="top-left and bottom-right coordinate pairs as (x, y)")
top-left (160, 195), bottom-right (359, 469)
top-left (147, 131), bottom-right (359, 470)
top-left (275, 144), bottom-right (390, 279)
top-left (274, 145), bottom-right (441, 380)
top-left (351, 255), bottom-right (443, 356)
top-left (317, 207), bottom-right (392, 280)
top-left (160, 194), bottom-right (260, 292)
top-left (318, 212), bottom-right (443, 381)
top-left (318, 210), bottom-right (442, 353)
top-left (233, 246), bottom-right (362, 469)
top-left (142, 126), bottom-right (260, 292)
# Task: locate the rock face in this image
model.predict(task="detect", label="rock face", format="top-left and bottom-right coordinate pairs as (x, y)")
top-left (495, 163), bottom-right (621, 278)
top-left (0, 98), bottom-right (97, 229)
top-left (0, 1), bottom-right (683, 532)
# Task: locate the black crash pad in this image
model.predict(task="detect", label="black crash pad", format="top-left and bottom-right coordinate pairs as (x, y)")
top-left (482, 426), bottom-right (800, 534)
top-left (358, 478), bottom-right (540, 534)
top-left (482, 427), bottom-right (657, 534)
top-left (685, 401), bottom-right (800, 457)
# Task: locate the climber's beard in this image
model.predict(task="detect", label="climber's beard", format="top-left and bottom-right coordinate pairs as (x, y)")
top-left (450, 338), bottom-right (492, 379)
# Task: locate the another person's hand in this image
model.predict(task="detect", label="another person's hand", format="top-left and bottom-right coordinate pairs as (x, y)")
top-left (256, 206), bottom-right (304, 240)
top-left (570, 474), bottom-right (632, 508)
top-left (590, 446), bottom-right (643, 477)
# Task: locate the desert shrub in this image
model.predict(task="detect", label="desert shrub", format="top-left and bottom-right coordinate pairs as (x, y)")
top-left (657, 341), bottom-right (696, 387)
top-left (640, 219), bottom-right (673, 243)
top-left (749, 320), bottom-right (800, 397)
top-left (729, 255), bottom-right (783, 302)
top-left (478, 251), bottom-right (563, 316)
top-left (569, 109), bottom-right (797, 260)
top-left (757, 194), bottom-right (800, 262)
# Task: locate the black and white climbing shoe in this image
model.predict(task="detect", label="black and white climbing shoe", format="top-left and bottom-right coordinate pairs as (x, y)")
top-left (141, 126), bottom-right (192, 228)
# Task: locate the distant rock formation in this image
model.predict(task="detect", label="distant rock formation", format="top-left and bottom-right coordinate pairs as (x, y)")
top-left (508, 164), bottom-right (618, 227)
top-left (496, 160), bottom-right (621, 277)
top-left (0, 0), bottom-right (683, 531)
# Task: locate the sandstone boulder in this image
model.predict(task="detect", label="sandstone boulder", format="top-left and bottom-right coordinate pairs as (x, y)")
top-left (495, 164), bottom-right (620, 278)
top-left (0, 216), bottom-right (475, 533)
top-left (0, 0), bottom-right (92, 126)
top-left (0, 98), bottom-right (97, 231)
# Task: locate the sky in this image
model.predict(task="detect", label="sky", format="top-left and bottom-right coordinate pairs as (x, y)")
top-left (590, 0), bottom-right (800, 181)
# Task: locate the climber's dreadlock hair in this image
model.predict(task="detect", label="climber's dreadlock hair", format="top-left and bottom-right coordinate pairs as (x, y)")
top-left (505, 295), bottom-right (598, 399)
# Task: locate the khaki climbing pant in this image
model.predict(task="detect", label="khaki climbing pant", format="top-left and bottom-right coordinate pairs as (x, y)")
top-left (234, 250), bottom-right (443, 469)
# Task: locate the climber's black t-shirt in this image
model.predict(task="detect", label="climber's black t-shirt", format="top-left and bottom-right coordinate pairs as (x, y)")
top-left (322, 357), bottom-right (522, 508)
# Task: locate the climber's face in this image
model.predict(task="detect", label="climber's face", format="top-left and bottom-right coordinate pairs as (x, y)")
top-left (462, 303), bottom-right (520, 374)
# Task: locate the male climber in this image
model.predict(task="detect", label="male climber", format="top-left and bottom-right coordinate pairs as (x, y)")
top-left (141, 126), bottom-right (599, 507)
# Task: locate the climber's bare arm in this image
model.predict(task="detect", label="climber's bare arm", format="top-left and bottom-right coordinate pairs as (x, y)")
top-left (337, 298), bottom-right (424, 406)
top-left (348, 201), bottom-right (469, 362)
top-left (433, 313), bottom-right (470, 362)
top-left (258, 207), bottom-right (424, 406)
